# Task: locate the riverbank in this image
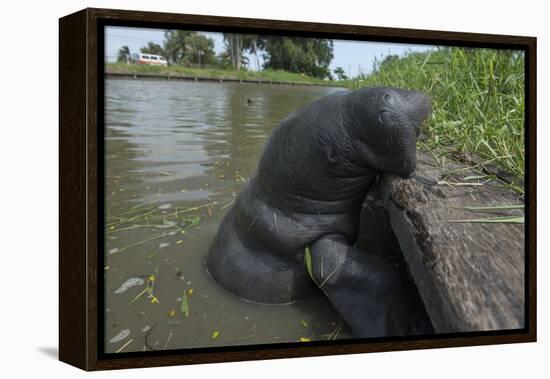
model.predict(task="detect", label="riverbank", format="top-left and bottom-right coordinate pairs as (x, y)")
top-left (106, 63), bottom-right (342, 87)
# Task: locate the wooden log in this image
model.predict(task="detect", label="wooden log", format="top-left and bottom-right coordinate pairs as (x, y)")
top-left (379, 152), bottom-right (525, 333)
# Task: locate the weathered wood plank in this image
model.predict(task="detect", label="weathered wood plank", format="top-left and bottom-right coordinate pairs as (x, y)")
top-left (379, 152), bottom-right (525, 333)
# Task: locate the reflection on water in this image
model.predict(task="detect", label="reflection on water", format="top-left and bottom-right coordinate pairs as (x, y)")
top-left (104, 79), bottom-right (350, 353)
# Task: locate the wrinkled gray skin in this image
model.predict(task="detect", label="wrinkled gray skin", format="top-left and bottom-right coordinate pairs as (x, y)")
top-left (207, 86), bottom-right (433, 337)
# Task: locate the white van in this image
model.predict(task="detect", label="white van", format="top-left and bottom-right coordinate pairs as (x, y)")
top-left (135, 53), bottom-right (168, 66)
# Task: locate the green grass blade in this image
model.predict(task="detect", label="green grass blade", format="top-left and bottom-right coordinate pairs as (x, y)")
top-left (463, 205), bottom-right (524, 211)
top-left (448, 216), bottom-right (524, 223)
top-left (304, 246), bottom-right (319, 286)
top-left (462, 175), bottom-right (488, 180)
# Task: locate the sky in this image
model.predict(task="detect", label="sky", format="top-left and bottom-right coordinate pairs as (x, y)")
top-left (105, 26), bottom-right (433, 78)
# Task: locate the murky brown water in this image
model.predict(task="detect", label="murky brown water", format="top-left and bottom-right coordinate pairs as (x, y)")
top-left (104, 79), bottom-right (351, 353)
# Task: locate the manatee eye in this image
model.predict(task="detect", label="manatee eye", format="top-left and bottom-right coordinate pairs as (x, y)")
top-left (383, 93), bottom-right (391, 105)
top-left (378, 110), bottom-right (391, 126)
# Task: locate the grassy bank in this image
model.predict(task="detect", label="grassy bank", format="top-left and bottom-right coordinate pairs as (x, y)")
top-left (349, 47), bottom-right (525, 187)
top-left (106, 63), bottom-right (330, 85)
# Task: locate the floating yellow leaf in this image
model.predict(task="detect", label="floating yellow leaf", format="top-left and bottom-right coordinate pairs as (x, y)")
top-left (146, 290), bottom-right (159, 304)
top-left (109, 225), bottom-right (115, 230)
top-left (148, 275), bottom-right (155, 282)
top-left (300, 320), bottom-right (308, 327)
top-left (169, 310), bottom-right (176, 317)
top-left (299, 337), bottom-right (311, 342)
top-left (176, 240), bottom-right (183, 244)
top-left (212, 330), bottom-right (220, 339)
top-left (188, 288), bottom-right (194, 295)
top-left (181, 230), bottom-right (186, 235)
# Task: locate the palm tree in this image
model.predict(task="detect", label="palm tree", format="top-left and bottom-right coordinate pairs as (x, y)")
top-left (117, 45), bottom-right (131, 64)
top-left (223, 34), bottom-right (265, 71)
top-left (244, 35), bottom-right (262, 70)
top-left (184, 33), bottom-right (216, 66)
top-left (334, 67), bottom-right (348, 80)
top-left (223, 33), bottom-right (245, 70)
top-left (163, 30), bottom-right (194, 64)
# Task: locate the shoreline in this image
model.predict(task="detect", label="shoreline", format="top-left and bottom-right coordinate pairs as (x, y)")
top-left (105, 71), bottom-right (346, 88)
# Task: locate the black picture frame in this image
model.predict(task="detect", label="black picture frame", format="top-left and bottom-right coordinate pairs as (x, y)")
top-left (59, 7), bottom-right (537, 371)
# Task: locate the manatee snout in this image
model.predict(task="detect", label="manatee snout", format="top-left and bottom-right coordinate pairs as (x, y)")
top-left (345, 87), bottom-right (432, 178)
top-left (405, 91), bottom-right (431, 137)
top-left (367, 88), bottom-right (431, 177)
top-left (385, 88), bottom-right (431, 136)
top-left (385, 89), bottom-right (431, 177)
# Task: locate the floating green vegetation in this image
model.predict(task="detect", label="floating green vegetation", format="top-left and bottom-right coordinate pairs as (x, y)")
top-left (350, 47), bottom-right (525, 187)
top-left (127, 268), bottom-right (159, 305)
top-left (181, 215), bottom-right (201, 229)
top-left (181, 293), bottom-right (190, 317)
top-left (106, 202), bottom-right (216, 255)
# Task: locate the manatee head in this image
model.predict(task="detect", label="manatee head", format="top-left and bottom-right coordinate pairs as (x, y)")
top-left (345, 87), bottom-right (431, 178)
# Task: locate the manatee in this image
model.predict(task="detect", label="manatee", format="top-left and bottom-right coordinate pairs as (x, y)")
top-left (206, 86), bottom-right (433, 336)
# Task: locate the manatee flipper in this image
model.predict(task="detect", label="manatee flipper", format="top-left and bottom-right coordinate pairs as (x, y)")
top-left (207, 187), bottom-right (317, 304)
top-left (309, 234), bottom-right (433, 338)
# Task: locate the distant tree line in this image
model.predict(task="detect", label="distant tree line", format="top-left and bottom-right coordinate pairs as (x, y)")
top-left (258, 36), bottom-right (334, 79)
top-left (117, 31), bottom-right (339, 80)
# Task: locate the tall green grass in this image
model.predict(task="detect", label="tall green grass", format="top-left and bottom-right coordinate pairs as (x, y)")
top-left (350, 47), bottom-right (525, 184)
